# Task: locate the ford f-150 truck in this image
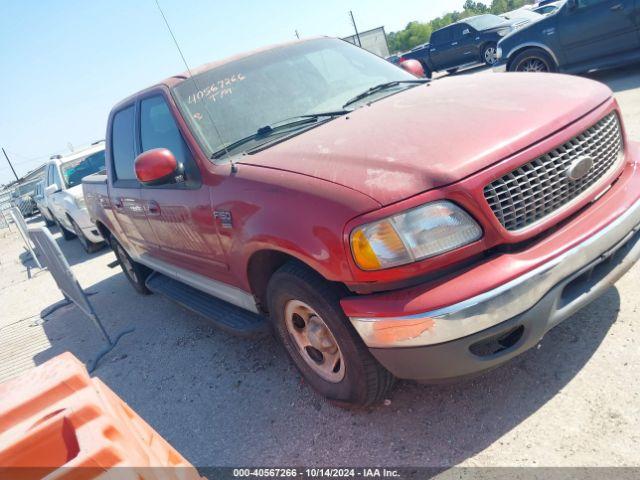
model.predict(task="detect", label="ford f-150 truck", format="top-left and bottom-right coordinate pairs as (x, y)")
top-left (401, 13), bottom-right (540, 77)
top-left (84, 37), bottom-right (640, 407)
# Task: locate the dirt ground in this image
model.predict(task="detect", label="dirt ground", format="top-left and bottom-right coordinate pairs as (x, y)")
top-left (1, 64), bottom-right (640, 470)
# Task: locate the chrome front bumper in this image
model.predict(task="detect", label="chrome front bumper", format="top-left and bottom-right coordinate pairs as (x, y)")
top-left (350, 198), bottom-right (640, 348)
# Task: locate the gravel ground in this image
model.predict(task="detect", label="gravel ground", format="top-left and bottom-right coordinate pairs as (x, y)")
top-left (1, 64), bottom-right (640, 470)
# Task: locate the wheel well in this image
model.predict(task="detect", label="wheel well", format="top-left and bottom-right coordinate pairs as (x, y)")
top-left (507, 46), bottom-right (555, 71)
top-left (247, 250), bottom-right (299, 314)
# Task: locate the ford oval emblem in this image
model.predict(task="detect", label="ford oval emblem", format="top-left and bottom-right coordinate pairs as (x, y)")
top-left (566, 156), bottom-right (594, 181)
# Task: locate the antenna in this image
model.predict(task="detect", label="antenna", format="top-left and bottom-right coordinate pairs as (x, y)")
top-left (153, 0), bottom-right (232, 163)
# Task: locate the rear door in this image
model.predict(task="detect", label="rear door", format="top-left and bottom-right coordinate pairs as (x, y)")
top-left (108, 104), bottom-right (157, 256)
top-left (429, 26), bottom-right (455, 70)
top-left (558, 0), bottom-right (639, 67)
top-left (136, 91), bottom-right (228, 278)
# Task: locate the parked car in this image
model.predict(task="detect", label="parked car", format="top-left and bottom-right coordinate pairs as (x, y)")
top-left (10, 182), bottom-right (38, 217)
top-left (401, 13), bottom-right (539, 77)
top-left (495, 0), bottom-right (640, 73)
top-left (84, 37), bottom-right (640, 406)
top-left (532, 1), bottom-right (564, 15)
top-left (33, 180), bottom-right (55, 226)
top-left (44, 143), bottom-right (106, 252)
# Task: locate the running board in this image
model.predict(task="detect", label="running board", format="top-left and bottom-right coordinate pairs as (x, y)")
top-left (145, 272), bottom-right (269, 337)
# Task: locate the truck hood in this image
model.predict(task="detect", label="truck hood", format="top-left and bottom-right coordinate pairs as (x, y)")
top-left (240, 73), bottom-right (612, 206)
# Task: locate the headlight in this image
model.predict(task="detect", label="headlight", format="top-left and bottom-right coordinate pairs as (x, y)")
top-left (350, 201), bottom-right (482, 271)
top-left (74, 196), bottom-right (86, 209)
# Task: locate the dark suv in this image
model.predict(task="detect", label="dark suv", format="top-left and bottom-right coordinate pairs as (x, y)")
top-left (402, 13), bottom-right (539, 77)
top-left (495, 0), bottom-right (640, 73)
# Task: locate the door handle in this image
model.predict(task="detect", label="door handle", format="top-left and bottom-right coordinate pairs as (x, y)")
top-left (146, 200), bottom-right (161, 215)
top-left (610, 3), bottom-right (623, 10)
top-left (451, 42), bottom-right (458, 46)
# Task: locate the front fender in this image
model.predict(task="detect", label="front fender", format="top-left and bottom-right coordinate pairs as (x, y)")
top-left (209, 165), bottom-right (381, 291)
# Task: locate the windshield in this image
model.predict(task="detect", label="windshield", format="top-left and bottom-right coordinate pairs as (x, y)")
top-left (172, 38), bottom-right (415, 159)
top-left (60, 149), bottom-right (106, 188)
top-left (465, 14), bottom-right (508, 30)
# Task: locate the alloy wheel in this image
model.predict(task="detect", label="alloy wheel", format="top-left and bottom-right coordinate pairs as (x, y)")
top-left (484, 47), bottom-right (498, 65)
top-left (517, 58), bottom-right (548, 72)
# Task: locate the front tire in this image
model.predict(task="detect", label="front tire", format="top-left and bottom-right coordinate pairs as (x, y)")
top-left (71, 218), bottom-right (102, 254)
top-left (482, 43), bottom-right (499, 66)
top-left (43, 210), bottom-right (55, 227)
top-left (56, 218), bottom-right (76, 241)
top-left (111, 238), bottom-right (152, 295)
top-left (509, 49), bottom-right (557, 73)
top-left (266, 262), bottom-right (394, 407)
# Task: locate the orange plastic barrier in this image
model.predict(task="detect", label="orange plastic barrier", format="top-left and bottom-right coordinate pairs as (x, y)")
top-left (0, 352), bottom-right (205, 480)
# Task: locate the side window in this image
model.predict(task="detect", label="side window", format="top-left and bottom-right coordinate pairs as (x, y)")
top-left (577, 0), bottom-right (603, 7)
top-left (451, 25), bottom-right (465, 40)
top-left (52, 165), bottom-right (62, 189)
top-left (431, 27), bottom-right (452, 45)
top-left (140, 95), bottom-right (197, 183)
top-left (46, 165), bottom-right (53, 186)
top-left (111, 106), bottom-right (137, 181)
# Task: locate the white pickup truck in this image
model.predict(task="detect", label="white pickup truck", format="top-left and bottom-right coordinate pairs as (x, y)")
top-left (43, 142), bottom-right (107, 252)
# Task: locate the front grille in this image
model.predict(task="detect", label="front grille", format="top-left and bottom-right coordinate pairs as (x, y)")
top-left (484, 112), bottom-right (623, 232)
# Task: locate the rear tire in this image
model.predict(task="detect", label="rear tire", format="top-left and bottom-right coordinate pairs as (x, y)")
top-left (111, 237), bottom-right (152, 295)
top-left (509, 48), bottom-right (557, 73)
top-left (71, 218), bottom-right (102, 254)
top-left (419, 61), bottom-right (433, 79)
top-left (266, 262), bottom-right (395, 407)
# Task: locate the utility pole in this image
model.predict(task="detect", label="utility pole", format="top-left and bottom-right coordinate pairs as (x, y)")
top-left (2, 148), bottom-right (19, 182)
top-left (349, 10), bottom-right (361, 47)
top-left (295, 29), bottom-right (300, 39)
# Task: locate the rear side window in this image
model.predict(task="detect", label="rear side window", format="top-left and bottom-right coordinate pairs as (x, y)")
top-left (431, 27), bottom-right (452, 45)
top-left (111, 106), bottom-right (136, 181)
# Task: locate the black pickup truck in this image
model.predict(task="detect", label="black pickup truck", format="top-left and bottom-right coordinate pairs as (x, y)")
top-left (401, 13), bottom-right (539, 78)
top-left (495, 0), bottom-right (640, 74)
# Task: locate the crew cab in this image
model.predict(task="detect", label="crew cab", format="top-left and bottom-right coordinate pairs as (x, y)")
top-left (401, 13), bottom-right (540, 77)
top-left (44, 143), bottom-right (106, 252)
top-left (495, 0), bottom-right (640, 73)
top-left (84, 37), bottom-right (640, 406)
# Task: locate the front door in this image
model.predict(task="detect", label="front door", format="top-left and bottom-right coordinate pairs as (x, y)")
top-left (136, 92), bottom-right (228, 279)
top-left (559, 0), bottom-right (639, 67)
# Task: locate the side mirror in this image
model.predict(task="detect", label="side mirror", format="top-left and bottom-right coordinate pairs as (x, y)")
top-left (45, 184), bottom-right (59, 196)
top-left (399, 59), bottom-right (425, 78)
top-left (134, 148), bottom-right (183, 186)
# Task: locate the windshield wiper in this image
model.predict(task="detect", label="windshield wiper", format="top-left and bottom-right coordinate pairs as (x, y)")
top-left (342, 79), bottom-right (430, 108)
top-left (211, 110), bottom-right (350, 159)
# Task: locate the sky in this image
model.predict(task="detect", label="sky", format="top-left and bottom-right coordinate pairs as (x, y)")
top-left (0, 0), bottom-right (470, 185)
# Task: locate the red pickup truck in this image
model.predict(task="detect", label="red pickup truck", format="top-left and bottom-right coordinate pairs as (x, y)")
top-left (84, 37), bottom-right (640, 406)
